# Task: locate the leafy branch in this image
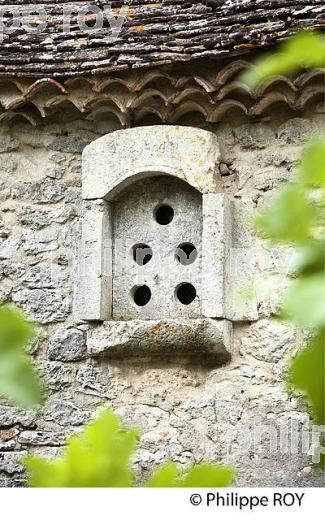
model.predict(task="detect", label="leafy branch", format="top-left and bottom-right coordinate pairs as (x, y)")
top-left (243, 31), bottom-right (325, 435)
top-left (243, 31), bottom-right (325, 88)
top-left (0, 305), bottom-right (44, 408)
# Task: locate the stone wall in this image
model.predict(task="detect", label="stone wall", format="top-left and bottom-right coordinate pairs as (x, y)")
top-left (0, 113), bottom-right (324, 487)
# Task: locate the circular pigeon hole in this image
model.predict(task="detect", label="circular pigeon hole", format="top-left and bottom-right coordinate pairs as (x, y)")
top-left (175, 283), bottom-right (197, 305)
top-left (132, 243), bottom-right (153, 266)
top-left (154, 204), bottom-right (174, 225)
top-left (175, 243), bottom-right (197, 265)
top-left (132, 285), bottom-right (152, 307)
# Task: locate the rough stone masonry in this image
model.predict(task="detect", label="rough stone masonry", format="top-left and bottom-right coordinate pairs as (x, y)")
top-left (0, 111), bottom-right (325, 487)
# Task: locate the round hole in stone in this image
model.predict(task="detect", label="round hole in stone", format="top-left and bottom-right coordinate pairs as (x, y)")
top-left (154, 204), bottom-right (174, 225)
top-left (175, 243), bottom-right (197, 265)
top-left (132, 243), bottom-right (153, 266)
top-left (132, 285), bottom-right (152, 306)
top-left (175, 283), bottom-right (197, 305)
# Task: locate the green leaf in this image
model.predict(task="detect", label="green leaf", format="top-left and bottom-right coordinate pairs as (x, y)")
top-left (0, 305), bottom-right (44, 408)
top-left (23, 457), bottom-right (67, 488)
top-left (288, 331), bottom-right (325, 424)
top-left (299, 139), bottom-right (325, 188)
top-left (146, 462), bottom-right (235, 488)
top-left (146, 463), bottom-right (180, 487)
top-left (291, 240), bottom-right (325, 276)
top-left (281, 274), bottom-right (325, 328)
top-left (243, 32), bottom-right (325, 88)
top-left (25, 409), bottom-right (139, 487)
top-left (181, 464), bottom-right (235, 487)
top-left (255, 183), bottom-right (316, 244)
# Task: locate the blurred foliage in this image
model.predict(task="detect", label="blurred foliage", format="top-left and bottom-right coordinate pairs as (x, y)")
top-left (24, 409), bottom-right (235, 487)
top-left (0, 305), bottom-right (44, 408)
top-left (289, 332), bottom-right (324, 425)
top-left (243, 32), bottom-right (325, 433)
top-left (146, 462), bottom-right (234, 488)
top-left (243, 31), bottom-right (325, 87)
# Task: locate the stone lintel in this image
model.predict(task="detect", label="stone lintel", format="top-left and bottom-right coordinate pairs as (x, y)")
top-left (82, 126), bottom-right (220, 200)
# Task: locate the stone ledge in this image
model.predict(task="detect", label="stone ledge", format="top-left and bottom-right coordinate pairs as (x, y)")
top-left (87, 318), bottom-right (232, 366)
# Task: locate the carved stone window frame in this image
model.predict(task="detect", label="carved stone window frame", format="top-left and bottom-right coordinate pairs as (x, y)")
top-left (74, 126), bottom-right (233, 362)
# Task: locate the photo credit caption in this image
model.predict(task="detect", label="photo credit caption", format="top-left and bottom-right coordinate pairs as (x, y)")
top-left (190, 491), bottom-right (305, 510)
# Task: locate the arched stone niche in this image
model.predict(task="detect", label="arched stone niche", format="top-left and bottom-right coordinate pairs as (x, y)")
top-left (82, 125), bottom-right (220, 200)
top-left (74, 126), bottom-right (233, 364)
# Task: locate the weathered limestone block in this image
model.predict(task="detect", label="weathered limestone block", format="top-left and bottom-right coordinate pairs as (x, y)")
top-left (234, 124), bottom-right (275, 150)
top-left (39, 361), bottom-right (74, 391)
top-left (48, 327), bottom-right (87, 362)
top-left (49, 152), bottom-right (66, 164)
top-left (18, 431), bottom-right (65, 447)
top-left (1, 263), bottom-right (25, 282)
top-left (33, 179), bottom-right (65, 204)
top-left (239, 319), bottom-right (297, 363)
top-left (11, 179), bottom-right (65, 204)
top-left (0, 476), bottom-right (25, 487)
top-left (76, 362), bottom-right (107, 394)
top-left (64, 187), bottom-right (81, 203)
top-left (12, 289), bottom-right (70, 324)
top-left (255, 147), bottom-right (299, 169)
top-left (17, 205), bottom-right (76, 230)
top-left (253, 166), bottom-right (291, 192)
top-left (0, 183), bottom-right (11, 203)
top-left (46, 164), bottom-right (65, 179)
top-left (0, 155), bottom-right (17, 176)
top-left (0, 287), bottom-right (11, 304)
top-left (43, 399), bottom-right (90, 426)
top-left (0, 237), bottom-right (20, 259)
top-left (0, 428), bottom-right (19, 450)
top-left (23, 230), bottom-right (59, 255)
top-left (0, 134), bottom-right (19, 153)
top-left (20, 265), bottom-right (68, 289)
top-left (49, 136), bottom-right (91, 154)
top-left (0, 452), bottom-right (26, 474)
top-left (277, 118), bottom-right (319, 145)
top-left (17, 206), bottom-right (50, 229)
top-left (0, 405), bottom-right (37, 428)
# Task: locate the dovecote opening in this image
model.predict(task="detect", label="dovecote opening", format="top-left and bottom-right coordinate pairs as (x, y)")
top-left (74, 126), bottom-right (233, 363)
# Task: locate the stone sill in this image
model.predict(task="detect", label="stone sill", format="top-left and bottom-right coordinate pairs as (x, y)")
top-left (87, 318), bottom-right (233, 366)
